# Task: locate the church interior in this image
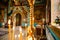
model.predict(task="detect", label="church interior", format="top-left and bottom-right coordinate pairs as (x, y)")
top-left (0, 0), bottom-right (60, 40)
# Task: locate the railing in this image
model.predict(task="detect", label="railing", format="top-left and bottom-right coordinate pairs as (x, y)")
top-left (46, 25), bottom-right (60, 40)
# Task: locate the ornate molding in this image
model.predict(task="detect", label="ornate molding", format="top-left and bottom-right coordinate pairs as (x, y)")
top-left (27, 0), bottom-right (35, 6)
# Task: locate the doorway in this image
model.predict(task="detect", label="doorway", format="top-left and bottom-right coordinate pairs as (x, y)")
top-left (16, 13), bottom-right (21, 26)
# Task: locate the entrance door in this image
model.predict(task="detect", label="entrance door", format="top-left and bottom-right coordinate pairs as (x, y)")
top-left (16, 13), bottom-right (21, 26)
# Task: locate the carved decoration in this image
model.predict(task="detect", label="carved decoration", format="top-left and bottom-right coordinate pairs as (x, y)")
top-left (27, 0), bottom-right (35, 6)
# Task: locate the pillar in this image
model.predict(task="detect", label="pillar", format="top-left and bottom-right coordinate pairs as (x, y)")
top-left (27, 0), bottom-right (35, 40)
top-left (27, 0), bottom-right (35, 28)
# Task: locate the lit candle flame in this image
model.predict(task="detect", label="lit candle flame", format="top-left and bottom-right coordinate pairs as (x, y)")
top-left (28, 36), bottom-right (32, 40)
top-left (13, 26), bottom-right (15, 30)
top-left (18, 34), bottom-right (20, 37)
top-left (19, 26), bottom-right (22, 40)
top-left (19, 26), bottom-right (22, 32)
top-left (15, 35), bottom-right (17, 38)
top-left (33, 17), bottom-right (34, 20)
top-left (8, 19), bottom-right (11, 25)
top-left (25, 23), bottom-right (27, 27)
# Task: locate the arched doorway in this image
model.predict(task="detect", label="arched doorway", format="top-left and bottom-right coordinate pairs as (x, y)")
top-left (16, 13), bottom-right (21, 26)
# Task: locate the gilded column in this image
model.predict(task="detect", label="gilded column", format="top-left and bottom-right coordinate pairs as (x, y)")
top-left (27, 0), bottom-right (35, 29)
top-left (27, 0), bottom-right (35, 40)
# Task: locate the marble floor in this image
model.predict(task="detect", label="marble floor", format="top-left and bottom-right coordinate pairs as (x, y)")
top-left (0, 26), bottom-right (47, 40)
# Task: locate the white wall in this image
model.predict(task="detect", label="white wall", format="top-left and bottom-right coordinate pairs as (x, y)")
top-left (51, 0), bottom-right (60, 25)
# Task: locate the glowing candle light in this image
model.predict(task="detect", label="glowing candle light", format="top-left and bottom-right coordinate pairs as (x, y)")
top-left (19, 26), bottom-right (22, 40)
top-left (12, 26), bottom-right (15, 40)
top-left (33, 17), bottom-right (34, 20)
top-left (15, 35), bottom-right (17, 38)
top-left (2, 22), bottom-right (5, 28)
top-left (8, 19), bottom-right (11, 25)
top-left (19, 26), bottom-right (22, 32)
top-left (25, 23), bottom-right (27, 27)
top-left (24, 19), bottom-right (26, 22)
top-left (28, 37), bottom-right (32, 40)
top-left (18, 34), bottom-right (20, 38)
top-left (42, 18), bottom-right (45, 23)
top-left (8, 19), bottom-right (11, 40)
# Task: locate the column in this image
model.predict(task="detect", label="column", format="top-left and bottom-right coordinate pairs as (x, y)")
top-left (27, 0), bottom-right (35, 28)
top-left (30, 5), bottom-right (34, 28)
top-left (27, 0), bottom-right (35, 40)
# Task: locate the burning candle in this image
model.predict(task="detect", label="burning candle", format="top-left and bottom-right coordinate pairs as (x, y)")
top-left (27, 36), bottom-right (32, 40)
top-left (25, 23), bottom-right (27, 27)
top-left (33, 17), bottom-right (34, 20)
top-left (12, 26), bottom-right (15, 40)
top-left (8, 19), bottom-right (11, 40)
top-left (8, 19), bottom-right (11, 24)
top-left (27, 35), bottom-right (34, 40)
top-left (19, 26), bottom-right (22, 40)
top-left (42, 18), bottom-right (45, 23)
